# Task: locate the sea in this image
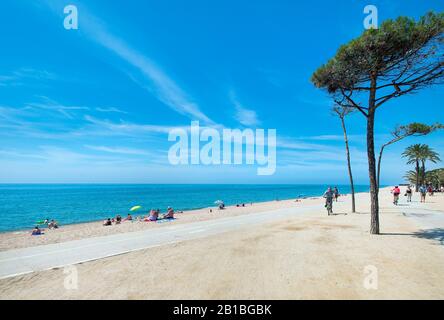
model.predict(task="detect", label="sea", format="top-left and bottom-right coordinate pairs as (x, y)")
top-left (0, 184), bottom-right (370, 232)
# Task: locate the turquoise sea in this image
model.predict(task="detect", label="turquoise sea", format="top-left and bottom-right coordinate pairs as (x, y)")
top-left (0, 184), bottom-right (370, 232)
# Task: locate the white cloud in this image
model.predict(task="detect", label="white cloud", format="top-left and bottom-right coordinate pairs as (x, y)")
top-left (95, 107), bottom-right (128, 114)
top-left (84, 145), bottom-right (152, 156)
top-left (83, 115), bottom-right (188, 135)
top-left (43, 2), bottom-right (214, 124)
top-left (229, 91), bottom-right (260, 126)
top-left (0, 68), bottom-right (56, 86)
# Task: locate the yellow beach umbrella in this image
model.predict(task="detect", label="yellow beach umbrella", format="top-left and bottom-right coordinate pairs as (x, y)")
top-left (130, 205), bottom-right (142, 212)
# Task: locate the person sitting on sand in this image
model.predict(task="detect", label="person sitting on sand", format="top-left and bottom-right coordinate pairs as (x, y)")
top-left (164, 207), bottom-right (175, 219)
top-left (48, 220), bottom-right (59, 229)
top-left (115, 215), bottom-right (122, 224)
top-left (103, 218), bottom-right (112, 226)
top-left (147, 209), bottom-right (159, 221)
top-left (31, 226), bottom-right (43, 235)
top-left (125, 213), bottom-right (133, 221)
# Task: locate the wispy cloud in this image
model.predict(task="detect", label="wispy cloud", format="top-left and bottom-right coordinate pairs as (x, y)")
top-left (25, 104), bottom-right (89, 119)
top-left (297, 134), bottom-right (366, 142)
top-left (0, 100), bottom-right (187, 140)
top-left (95, 107), bottom-right (128, 114)
top-left (0, 68), bottom-right (56, 86)
top-left (84, 115), bottom-right (188, 135)
top-left (84, 145), bottom-right (152, 156)
top-left (229, 90), bottom-right (260, 127)
top-left (43, 2), bottom-right (213, 124)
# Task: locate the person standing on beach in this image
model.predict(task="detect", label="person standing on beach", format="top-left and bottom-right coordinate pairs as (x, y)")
top-left (333, 187), bottom-right (339, 202)
top-left (428, 185), bottom-right (434, 196)
top-left (419, 185), bottom-right (427, 203)
top-left (406, 186), bottom-right (413, 203)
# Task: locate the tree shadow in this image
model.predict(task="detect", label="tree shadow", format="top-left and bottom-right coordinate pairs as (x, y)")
top-left (381, 229), bottom-right (444, 245)
top-left (412, 228), bottom-right (444, 245)
top-left (379, 209), bottom-right (404, 214)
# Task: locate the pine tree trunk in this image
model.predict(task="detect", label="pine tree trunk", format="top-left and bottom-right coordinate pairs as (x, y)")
top-left (340, 116), bottom-right (356, 213)
top-left (368, 77), bottom-right (379, 235)
top-left (377, 144), bottom-right (386, 192)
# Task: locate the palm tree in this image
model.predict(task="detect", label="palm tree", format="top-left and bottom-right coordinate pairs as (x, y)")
top-left (420, 145), bottom-right (441, 185)
top-left (402, 144), bottom-right (441, 190)
top-left (425, 168), bottom-right (444, 188)
top-left (376, 123), bottom-right (442, 191)
top-left (404, 170), bottom-right (418, 185)
top-left (406, 168), bottom-right (444, 188)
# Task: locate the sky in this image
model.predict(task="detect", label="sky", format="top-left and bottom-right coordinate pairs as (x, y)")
top-left (0, 0), bottom-right (443, 184)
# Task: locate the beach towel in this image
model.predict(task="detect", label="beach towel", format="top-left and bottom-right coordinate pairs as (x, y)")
top-left (156, 218), bottom-right (177, 224)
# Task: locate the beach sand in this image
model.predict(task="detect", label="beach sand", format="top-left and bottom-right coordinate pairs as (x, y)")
top-left (0, 197), bottom-right (320, 251)
top-left (0, 187), bottom-right (443, 299)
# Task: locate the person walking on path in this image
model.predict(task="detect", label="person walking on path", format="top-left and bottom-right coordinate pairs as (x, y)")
top-left (419, 185), bottom-right (427, 203)
top-left (406, 186), bottom-right (413, 203)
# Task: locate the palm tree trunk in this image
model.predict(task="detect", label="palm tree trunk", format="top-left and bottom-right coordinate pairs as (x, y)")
top-left (421, 160), bottom-right (426, 185)
top-left (340, 116), bottom-right (356, 213)
top-left (368, 77), bottom-right (379, 235)
top-left (415, 160), bottom-right (420, 191)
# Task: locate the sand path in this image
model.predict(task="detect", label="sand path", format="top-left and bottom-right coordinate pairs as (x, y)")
top-left (0, 203), bottom-right (323, 279)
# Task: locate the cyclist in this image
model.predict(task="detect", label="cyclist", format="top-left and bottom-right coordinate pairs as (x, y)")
top-left (323, 187), bottom-right (334, 215)
top-left (391, 186), bottom-right (401, 205)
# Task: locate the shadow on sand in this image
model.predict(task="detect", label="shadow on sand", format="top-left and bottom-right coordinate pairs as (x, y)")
top-left (413, 228), bottom-right (444, 245)
top-left (381, 228), bottom-right (444, 245)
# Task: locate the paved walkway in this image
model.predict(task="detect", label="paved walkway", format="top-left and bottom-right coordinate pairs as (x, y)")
top-left (399, 200), bottom-right (444, 230)
top-left (0, 204), bottom-right (323, 279)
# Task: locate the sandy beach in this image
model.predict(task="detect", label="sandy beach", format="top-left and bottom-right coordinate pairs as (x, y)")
top-left (0, 186), bottom-right (443, 299)
top-left (0, 197), bottom-right (320, 251)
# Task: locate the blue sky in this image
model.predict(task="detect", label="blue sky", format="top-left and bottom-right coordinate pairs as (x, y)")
top-left (0, 0), bottom-right (443, 184)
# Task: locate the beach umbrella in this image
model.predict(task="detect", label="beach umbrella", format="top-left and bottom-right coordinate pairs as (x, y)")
top-left (214, 200), bottom-right (224, 205)
top-left (130, 205), bottom-right (142, 212)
